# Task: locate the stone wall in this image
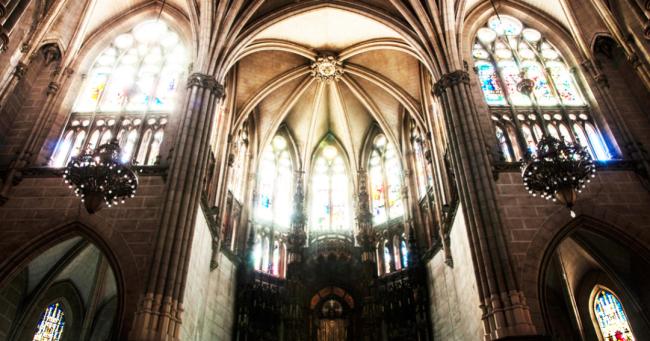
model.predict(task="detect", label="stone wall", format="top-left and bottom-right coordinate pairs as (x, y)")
top-left (0, 271), bottom-right (26, 340)
top-left (495, 169), bottom-right (650, 330)
top-left (181, 205), bottom-right (238, 340)
top-left (0, 174), bottom-right (166, 339)
top-left (426, 205), bottom-right (483, 340)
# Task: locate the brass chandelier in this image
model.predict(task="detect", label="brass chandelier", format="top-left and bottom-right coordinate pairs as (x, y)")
top-left (521, 136), bottom-right (596, 217)
top-left (63, 140), bottom-right (138, 213)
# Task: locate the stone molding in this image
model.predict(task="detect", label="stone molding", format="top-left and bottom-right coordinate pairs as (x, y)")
top-left (186, 72), bottom-right (225, 97)
top-left (433, 70), bottom-right (470, 96)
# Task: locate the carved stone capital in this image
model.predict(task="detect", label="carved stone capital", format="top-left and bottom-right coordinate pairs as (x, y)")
top-left (0, 4), bottom-right (6, 18)
top-left (433, 70), bottom-right (470, 96)
top-left (0, 28), bottom-right (7, 54)
top-left (186, 72), bottom-right (224, 97)
top-left (47, 82), bottom-right (60, 95)
top-left (13, 62), bottom-right (27, 79)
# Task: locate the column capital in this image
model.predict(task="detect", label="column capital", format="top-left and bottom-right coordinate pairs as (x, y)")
top-left (46, 82), bottom-right (60, 96)
top-left (187, 72), bottom-right (225, 97)
top-left (433, 70), bottom-right (470, 96)
top-left (13, 62), bottom-right (27, 79)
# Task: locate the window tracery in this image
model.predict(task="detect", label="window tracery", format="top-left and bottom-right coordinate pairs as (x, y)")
top-left (310, 138), bottom-right (352, 232)
top-left (472, 15), bottom-right (612, 161)
top-left (255, 135), bottom-right (293, 228)
top-left (593, 287), bottom-right (635, 341)
top-left (368, 134), bottom-right (404, 225)
top-left (33, 302), bottom-right (65, 341)
top-left (51, 20), bottom-right (186, 167)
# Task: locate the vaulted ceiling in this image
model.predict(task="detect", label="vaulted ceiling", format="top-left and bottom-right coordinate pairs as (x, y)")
top-left (231, 7), bottom-right (425, 172)
top-left (463, 0), bottom-right (570, 29)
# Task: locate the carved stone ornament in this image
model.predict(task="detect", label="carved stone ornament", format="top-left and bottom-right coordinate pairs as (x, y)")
top-left (47, 82), bottom-right (59, 95)
top-left (433, 70), bottom-right (470, 96)
top-left (0, 29), bottom-right (7, 54)
top-left (311, 55), bottom-right (344, 81)
top-left (13, 62), bottom-right (27, 79)
top-left (187, 72), bottom-right (225, 97)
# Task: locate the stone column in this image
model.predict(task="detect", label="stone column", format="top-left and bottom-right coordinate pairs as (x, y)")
top-left (433, 70), bottom-right (538, 340)
top-left (0, 3), bottom-right (7, 53)
top-left (130, 72), bottom-right (224, 340)
top-left (0, 63), bottom-right (65, 203)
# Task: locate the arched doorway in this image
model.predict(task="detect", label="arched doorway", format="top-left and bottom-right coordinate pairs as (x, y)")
top-left (539, 223), bottom-right (650, 340)
top-left (0, 235), bottom-right (121, 340)
top-left (310, 287), bottom-right (355, 341)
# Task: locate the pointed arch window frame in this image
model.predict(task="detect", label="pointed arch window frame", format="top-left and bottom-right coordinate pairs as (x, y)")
top-left (308, 134), bottom-right (354, 233)
top-left (472, 15), bottom-right (614, 162)
top-left (367, 132), bottom-right (406, 227)
top-left (590, 285), bottom-right (636, 341)
top-left (49, 20), bottom-right (188, 167)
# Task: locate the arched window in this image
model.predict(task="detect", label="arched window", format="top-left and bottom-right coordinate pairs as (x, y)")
top-left (473, 15), bottom-right (612, 161)
top-left (400, 239), bottom-right (409, 268)
top-left (50, 20), bottom-right (185, 166)
top-left (310, 138), bottom-right (352, 232)
top-left (383, 241), bottom-right (392, 274)
top-left (255, 135), bottom-right (293, 228)
top-left (33, 302), bottom-right (65, 341)
top-left (368, 134), bottom-right (404, 225)
top-left (593, 287), bottom-right (635, 341)
top-left (410, 121), bottom-right (433, 199)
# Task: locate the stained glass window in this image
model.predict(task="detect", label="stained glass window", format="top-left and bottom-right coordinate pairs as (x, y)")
top-left (400, 240), bottom-right (408, 268)
top-left (255, 135), bottom-right (293, 228)
top-left (368, 134), bottom-right (404, 225)
top-left (33, 303), bottom-right (65, 341)
top-left (593, 288), bottom-right (635, 341)
top-left (310, 139), bottom-right (351, 231)
top-left (50, 20), bottom-right (186, 167)
top-left (383, 242), bottom-right (391, 274)
top-left (473, 15), bottom-right (613, 161)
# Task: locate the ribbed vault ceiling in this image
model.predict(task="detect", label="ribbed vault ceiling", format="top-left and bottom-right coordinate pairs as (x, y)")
top-left (233, 6), bottom-right (425, 172)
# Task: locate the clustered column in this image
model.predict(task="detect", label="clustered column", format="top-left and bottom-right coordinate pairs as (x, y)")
top-left (130, 72), bottom-right (224, 340)
top-left (434, 70), bottom-right (537, 340)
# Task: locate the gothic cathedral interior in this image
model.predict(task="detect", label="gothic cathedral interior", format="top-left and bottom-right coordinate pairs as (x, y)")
top-left (0, 0), bottom-right (650, 340)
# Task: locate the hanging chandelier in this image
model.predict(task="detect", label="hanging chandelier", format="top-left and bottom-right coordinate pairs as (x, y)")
top-left (63, 140), bottom-right (138, 213)
top-left (521, 136), bottom-right (596, 217)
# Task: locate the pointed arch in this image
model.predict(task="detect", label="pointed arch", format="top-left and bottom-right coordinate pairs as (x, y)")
top-left (307, 133), bottom-right (354, 232)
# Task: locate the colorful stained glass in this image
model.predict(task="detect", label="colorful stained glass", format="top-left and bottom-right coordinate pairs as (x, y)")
top-left (255, 135), bottom-right (293, 227)
top-left (476, 62), bottom-right (507, 105)
top-left (521, 61), bottom-right (557, 106)
top-left (495, 126), bottom-right (513, 162)
top-left (547, 61), bottom-right (585, 106)
top-left (498, 60), bottom-right (531, 106)
top-left (33, 303), bottom-right (65, 341)
top-left (368, 134), bottom-right (404, 225)
top-left (488, 15), bottom-right (523, 36)
top-left (310, 140), bottom-right (351, 231)
top-left (593, 288), bottom-right (635, 341)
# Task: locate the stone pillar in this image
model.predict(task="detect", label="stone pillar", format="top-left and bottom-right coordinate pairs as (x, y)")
top-left (0, 63), bottom-right (65, 203)
top-left (0, 3), bottom-right (7, 53)
top-left (433, 70), bottom-right (538, 340)
top-left (130, 72), bottom-right (224, 340)
top-left (286, 171), bottom-right (307, 274)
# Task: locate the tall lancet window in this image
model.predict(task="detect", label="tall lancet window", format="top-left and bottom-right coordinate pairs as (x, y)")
top-left (472, 15), bottom-right (612, 161)
top-left (33, 302), bottom-right (65, 341)
top-left (51, 20), bottom-right (187, 167)
top-left (255, 135), bottom-right (293, 228)
top-left (310, 138), bottom-right (351, 231)
top-left (368, 134), bottom-right (404, 225)
top-left (593, 287), bottom-right (635, 341)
